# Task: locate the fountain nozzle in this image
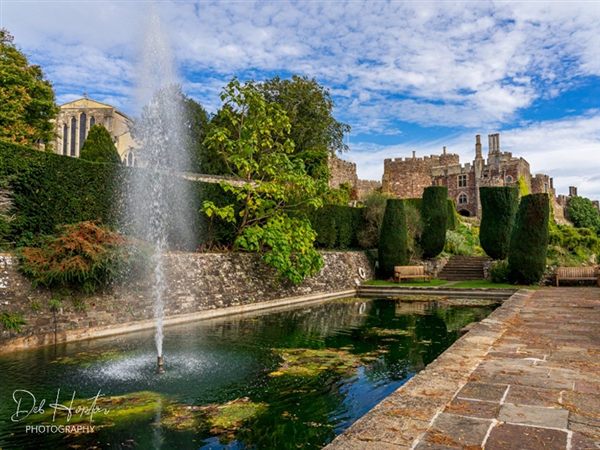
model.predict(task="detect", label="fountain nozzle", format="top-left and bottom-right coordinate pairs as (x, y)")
top-left (157, 355), bottom-right (165, 374)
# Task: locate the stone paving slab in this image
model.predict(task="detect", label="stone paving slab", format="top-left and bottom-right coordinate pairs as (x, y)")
top-left (324, 288), bottom-right (600, 450)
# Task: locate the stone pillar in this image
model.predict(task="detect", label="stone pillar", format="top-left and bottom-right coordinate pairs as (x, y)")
top-left (488, 133), bottom-right (500, 154)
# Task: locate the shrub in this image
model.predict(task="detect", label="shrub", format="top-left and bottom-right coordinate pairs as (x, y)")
top-left (378, 199), bottom-right (408, 278)
top-left (490, 259), bottom-right (510, 283)
top-left (566, 196), bottom-right (600, 236)
top-left (420, 186), bottom-right (448, 258)
top-left (479, 186), bottom-right (519, 260)
top-left (547, 224), bottom-right (600, 266)
top-left (19, 221), bottom-right (150, 293)
top-left (446, 198), bottom-right (459, 231)
top-left (404, 202), bottom-right (423, 262)
top-left (357, 191), bottom-right (393, 249)
top-left (80, 124), bottom-right (122, 164)
top-left (508, 193), bottom-right (550, 285)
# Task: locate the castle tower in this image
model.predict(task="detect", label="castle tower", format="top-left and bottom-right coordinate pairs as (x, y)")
top-left (488, 133), bottom-right (500, 154)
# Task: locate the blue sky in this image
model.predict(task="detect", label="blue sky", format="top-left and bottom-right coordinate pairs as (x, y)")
top-left (3, 0), bottom-right (599, 200)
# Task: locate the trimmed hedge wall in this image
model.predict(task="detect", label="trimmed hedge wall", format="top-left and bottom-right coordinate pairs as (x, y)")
top-left (309, 204), bottom-right (363, 249)
top-left (479, 186), bottom-right (519, 260)
top-left (420, 186), bottom-right (448, 258)
top-left (378, 199), bottom-right (408, 278)
top-left (0, 142), bottom-right (237, 250)
top-left (508, 193), bottom-right (550, 285)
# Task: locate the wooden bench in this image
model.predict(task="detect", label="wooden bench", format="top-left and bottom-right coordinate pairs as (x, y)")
top-left (555, 266), bottom-right (600, 287)
top-left (394, 266), bottom-right (431, 283)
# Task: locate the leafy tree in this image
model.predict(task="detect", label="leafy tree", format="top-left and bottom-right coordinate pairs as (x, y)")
top-left (420, 186), bottom-right (448, 258)
top-left (80, 124), bottom-right (121, 164)
top-left (566, 196), bottom-right (600, 236)
top-left (259, 75), bottom-right (350, 180)
top-left (357, 191), bottom-right (394, 249)
top-left (479, 186), bottom-right (519, 259)
top-left (508, 193), bottom-right (550, 285)
top-left (378, 199), bottom-right (408, 278)
top-left (202, 78), bottom-right (326, 283)
top-left (0, 29), bottom-right (59, 147)
top-left (184, 96), bottom-right (213, 174)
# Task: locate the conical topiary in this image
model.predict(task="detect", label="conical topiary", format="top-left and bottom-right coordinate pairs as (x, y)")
top-left (479, 186), bottom-right (519, 260)
top-left (420, 186), bottom-right (448, 258)
top-left (80, 124), bottom-right (121, 164)
top-left (378, 199), bottom-right (408, 278)
top-left (508, 193), bottom-right (550, 285)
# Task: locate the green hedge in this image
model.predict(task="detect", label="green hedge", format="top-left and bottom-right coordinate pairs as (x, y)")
top-left (446, 198), bottom-right (459, 231)
top-left (0, 142), bottom-right (237, 249)
top-left (420, 186), bottom-right (448, 258)
top-left (310, 204), bottom-right (363, 249)
top-left (479, 186), bottom-right (519, 260)
top-left (378, 199), bottom-right (408, 278)
top-left (508, 193), bottom-right (550, 285)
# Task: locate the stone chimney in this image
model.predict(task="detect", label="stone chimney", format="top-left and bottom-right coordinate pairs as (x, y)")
top-left (443, 146), bottom-right (446, 155)
top-left (569, 186), bottom-right (578, 197)
top-left (475, 135), bottom-right (482, 159)
top-left (488, 133), bottom-right (500, 154)
top-left (412, 151), bottom-right (416, 159)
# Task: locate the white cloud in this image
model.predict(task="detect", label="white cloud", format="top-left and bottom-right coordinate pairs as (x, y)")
top-left (348, 111), bottom-right (600, 201)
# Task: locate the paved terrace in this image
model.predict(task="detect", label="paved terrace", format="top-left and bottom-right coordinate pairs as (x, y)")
top-left (325, 287), bottom-right (600, 450)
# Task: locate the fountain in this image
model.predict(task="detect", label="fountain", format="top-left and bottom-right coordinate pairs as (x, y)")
top-left (126, 5), bottom-right (194, 374)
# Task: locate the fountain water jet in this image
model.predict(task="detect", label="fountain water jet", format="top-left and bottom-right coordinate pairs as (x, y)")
top-left (126, 5), bottom-right (194, 373)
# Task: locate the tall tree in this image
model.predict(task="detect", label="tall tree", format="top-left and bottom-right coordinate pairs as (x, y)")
top-left (378, 199), bottom-right (408, 278)
top-left (566, 196), bottom-right (600, 236)
top-left (80, 124), bottom-right (121, 164)
top-left (479, 186), bottom-right (519, 259)
top-left (0, 29), bottom-right (59, 147)
top-left (420, 186), bottom-right (448, 258)
top-left (508, 193), bottom-right (550, 285)
top-left (184, 97), bottom-right (212, 174)
top-left (259, 75), bottom-right (350, 180)
top-left (202, 78), bottom-right (325, 283)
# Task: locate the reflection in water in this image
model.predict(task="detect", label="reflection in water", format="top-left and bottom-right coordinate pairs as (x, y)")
top-left (0, 298), bottom-right (497, 450)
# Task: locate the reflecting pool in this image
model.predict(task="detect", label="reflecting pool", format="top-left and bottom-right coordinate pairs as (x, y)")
top-left (0, 297), bottom-right (498, 449)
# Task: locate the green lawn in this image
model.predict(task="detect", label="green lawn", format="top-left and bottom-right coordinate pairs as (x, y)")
top-left (362, 279), bottom-right (538, 289)
top-left (447, 280), bottom-right (538, 290)
top-left (362, 280), bottom-right (449, 287)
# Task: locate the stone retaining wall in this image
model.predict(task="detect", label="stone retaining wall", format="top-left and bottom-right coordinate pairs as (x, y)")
top-left (0, 251), bottom-right (373, 353)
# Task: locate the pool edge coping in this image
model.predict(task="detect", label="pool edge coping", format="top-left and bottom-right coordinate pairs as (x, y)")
top-left (323, 288), bottom-right (535, 450)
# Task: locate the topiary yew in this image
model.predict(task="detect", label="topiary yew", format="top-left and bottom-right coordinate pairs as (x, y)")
top-left (420, 186), bottom-right (448, 258)
top-left (508, 193), bottom-right (550, 285)
top-left (479, 186), bottom-right (519, 260)
top-left (378, 199), bottom-right (408, 278)
top-left (80, 124), bottom-right (121, 164)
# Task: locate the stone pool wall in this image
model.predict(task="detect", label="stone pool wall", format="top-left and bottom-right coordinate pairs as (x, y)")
top-left (0, 251), bottom-right (373, 353)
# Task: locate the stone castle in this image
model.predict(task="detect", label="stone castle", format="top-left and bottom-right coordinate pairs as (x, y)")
top-left (329, 133), bottom-right (575, 222)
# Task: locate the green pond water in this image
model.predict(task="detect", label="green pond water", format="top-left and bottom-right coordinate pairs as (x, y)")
top-left (0, 297), bottom-right (498, 449)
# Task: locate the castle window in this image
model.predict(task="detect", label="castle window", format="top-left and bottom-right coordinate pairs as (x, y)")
top-left (544, 183), bottom-right (548, 193)
top-left (506, 175), bottom-right (513, 182)
top-left (70, 117), bottom-right (77, 156)
top-left (62, 124), bottom-right (68, 155)
top-left (458, 174), bottom-right (467, 187)
top-left (458, 193), bottom-right (468, 205)
top-left (79, 112), bottom-right (87, 150)
top-left (90, 116), bottom-right (96, 127)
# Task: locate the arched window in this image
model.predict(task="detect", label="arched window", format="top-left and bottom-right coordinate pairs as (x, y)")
top-left (79, 112), bottom-right (87, 150)
top-left (70, 117), bottom-right (77, 156)
top-left (62, 124), bottom-right (68, 155)
top-left (506, 175), bottom-right (513, 182)
top-left (90, 116), bottom-right (96, 127)
top-left (458, 193), bottom-right (468, 204)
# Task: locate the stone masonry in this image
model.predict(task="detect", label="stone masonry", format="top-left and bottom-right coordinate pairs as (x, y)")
top-left (383, 134), bottom-right (557, 218)
top-left (328, 155), bottom-right (382, 199)
top-left (0, 251), bottom-right (374, 353)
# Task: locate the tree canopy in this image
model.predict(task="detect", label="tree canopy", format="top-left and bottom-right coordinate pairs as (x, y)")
top-left (566, 196), bottom-right (600, 236)
top-left (0, 29), bottom-right (58, 147)
top-left (259, 75), bottom-right (350, 180)
top-left (79, 124), bottom-right (121, 164)
top-left (202, 78), bottom-right (326, 283)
